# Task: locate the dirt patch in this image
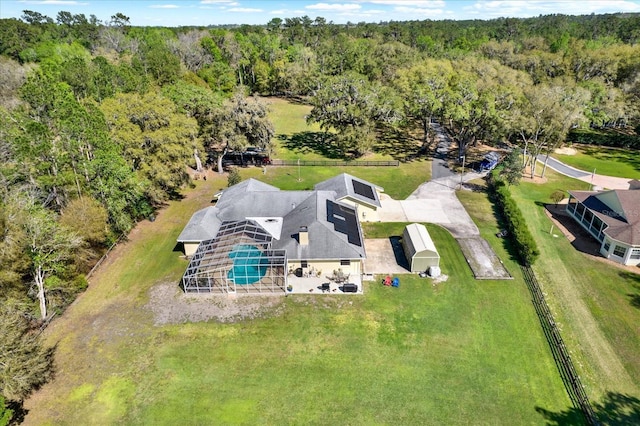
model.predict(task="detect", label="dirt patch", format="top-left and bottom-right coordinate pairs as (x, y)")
top-left (145, 281), bottom-right (286, 325)
top-left (555, 147), bottom-right (577, 155)
top-left (521, 166), bottom-right (549, 184)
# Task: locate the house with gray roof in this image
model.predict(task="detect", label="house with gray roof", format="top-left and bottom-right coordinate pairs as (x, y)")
top-left (567, 188), bottom-right (640, 265)
top-left (179, 174), bottom-right (372, 294)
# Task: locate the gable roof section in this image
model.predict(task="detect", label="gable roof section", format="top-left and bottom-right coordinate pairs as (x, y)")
top-left (314, 173), bottom-right (382, 208)
top-left (274, 191), bottom-right (366, 260)
top-left (217, 178), bottom-right (279, 202)
top-left (569, 189), bottom-right (640, 245)
top-left (177, 206), bottom-right (221, 243)
top-left (404, 223), bottom-right (438, 257)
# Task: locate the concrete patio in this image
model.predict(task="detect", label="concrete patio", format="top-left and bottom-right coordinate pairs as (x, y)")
top-left (285, 274), bottom-right (363, 295)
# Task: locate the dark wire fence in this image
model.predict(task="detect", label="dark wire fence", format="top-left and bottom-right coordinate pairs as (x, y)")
top-left (521, 265), bottom-right (599, 426)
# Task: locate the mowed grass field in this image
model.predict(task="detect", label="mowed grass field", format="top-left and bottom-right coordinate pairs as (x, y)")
top-left (23, 99), bottom-right (579, 424)
top-left (24, 177), bottom-right (574, 425)
top-left (459, 171), bottom-right (640, 422)
top-left (554, 144), bottom-right (640, 180)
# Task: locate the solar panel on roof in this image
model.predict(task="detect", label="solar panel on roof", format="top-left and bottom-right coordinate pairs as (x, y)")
top-left (326, 200), bottom-right (362, 247)
top-left (352, 180), bottom-right (376, 200)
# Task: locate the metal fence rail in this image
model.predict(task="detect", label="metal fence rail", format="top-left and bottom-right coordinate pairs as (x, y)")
top-left (521, 265), bottom-right (599, 425)
top-left (270, 159), bottom-right (399, 167)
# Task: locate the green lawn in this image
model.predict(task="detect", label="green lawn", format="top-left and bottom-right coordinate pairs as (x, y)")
top-left (554, 145), bottom-right (640, 180)
top-left (222, 97), bottom-right (431, 200)
top-left (24, 178), bottom-right (574, 425)
top-left (458, 172), bottom-right (640, 423)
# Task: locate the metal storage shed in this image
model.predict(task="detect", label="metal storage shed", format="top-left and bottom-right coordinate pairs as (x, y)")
top-left (402, 223), bottom-right (440, 272)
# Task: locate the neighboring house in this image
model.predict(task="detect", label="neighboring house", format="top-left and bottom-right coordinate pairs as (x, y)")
top-left (314, 173), bottom-right (383, 222)
top-left (178, 174), bottom-right (372, 293)
top-left (566, 188), bottom-right (640, 266)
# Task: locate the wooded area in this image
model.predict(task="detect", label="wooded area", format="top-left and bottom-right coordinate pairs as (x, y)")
top-left (1, 10), bottom-right (640, 415)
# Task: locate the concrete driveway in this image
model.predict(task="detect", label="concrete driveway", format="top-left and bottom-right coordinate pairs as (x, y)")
top-left (374, 122), bottom-right (511, 280)
top-left (363, 238), bottom-right (410, 274)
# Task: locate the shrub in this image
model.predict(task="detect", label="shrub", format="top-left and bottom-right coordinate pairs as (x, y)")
top-left (227, 167), bottom-right (241, 187)
top-left (567, 129), bottom-right (640, 149)
top-left (0, 395), bottom-right (13, 426)
top-left (488, 173), bottom-right (540, 266)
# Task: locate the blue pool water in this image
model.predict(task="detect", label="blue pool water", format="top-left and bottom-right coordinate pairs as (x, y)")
top-left (227, 244), bottom-right (267, 285)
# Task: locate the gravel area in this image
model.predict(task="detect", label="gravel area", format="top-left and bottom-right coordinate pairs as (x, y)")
top-left (146, 281), bottom-right (286, 325)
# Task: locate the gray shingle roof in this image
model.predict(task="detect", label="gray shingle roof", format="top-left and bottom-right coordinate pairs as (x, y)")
top-left (569, 189), bottom-right (640, 245)
top-left (314, 173), bottom-right (382, 208)
top-left (177, 206), bottom-right (221, 242)
top-left (274, 191), bottom-right (365, 260)
top-left (178, 176), bottom-right (367, 260)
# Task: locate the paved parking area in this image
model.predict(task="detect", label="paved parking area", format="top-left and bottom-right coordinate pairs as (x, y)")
top-left (364, 238), bottom-right (410, 274)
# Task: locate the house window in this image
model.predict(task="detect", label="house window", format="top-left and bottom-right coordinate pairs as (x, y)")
top-left (301, 260), bottom-right (308, 268)
top-left (630, 249), bottom-right (640, 260)
top-left (613, 245), bottom-right (627, 258)
top-left (340, 260), bottom-right (351, 266)
top-left (603, 241), bottom-right (610, 252)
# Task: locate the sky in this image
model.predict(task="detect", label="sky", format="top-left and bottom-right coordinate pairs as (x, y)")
top-left (1, 0), bottom-right (640, 27)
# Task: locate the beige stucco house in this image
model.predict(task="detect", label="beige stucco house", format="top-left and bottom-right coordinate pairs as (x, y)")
top-left (177, 174), bottom-right (378, 294)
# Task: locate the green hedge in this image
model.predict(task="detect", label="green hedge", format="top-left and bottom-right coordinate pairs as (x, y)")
top-left (567, 129), bottom-right (640, 149)
top-left (488, 173), bottom-right (540, 266)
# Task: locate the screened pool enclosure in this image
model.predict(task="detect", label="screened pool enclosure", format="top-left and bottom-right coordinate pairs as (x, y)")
top-left (182, 220), bottom-right (287, 293)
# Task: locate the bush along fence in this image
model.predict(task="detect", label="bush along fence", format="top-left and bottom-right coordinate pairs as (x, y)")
top-left (270, 159), bottom-right (399, 167)
top-left (487, 173), bottom-right (539, 266)
top-left (487, 172), bottom-right (598, 425)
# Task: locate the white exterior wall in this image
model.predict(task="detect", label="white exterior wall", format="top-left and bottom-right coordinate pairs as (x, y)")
top-left (338, 196), bottom-right (379, 222)
top-left (184, 242), bottom-right (200, 257)
top-left (601, 237), bottom-right (640, 266)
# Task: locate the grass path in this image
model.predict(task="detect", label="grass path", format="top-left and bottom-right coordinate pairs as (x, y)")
top-left (458, 176), bottom-right (640, 424)
top-left (504, 171), bottom-right (640, 419)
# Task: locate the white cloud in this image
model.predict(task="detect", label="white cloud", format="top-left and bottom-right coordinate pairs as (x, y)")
top-left (149, 4), bottom-right (180, 9)
top-left (367, 0), bottom-right (445, 6)
top-left (466, 1), bottom-right (640, 18)
top-left (394, 6), bottom-right (445, 15)
top-left (306, 3), bottom-right (362, 11)
top-left (270, 9), bottom-right (307, 15)
top-left (200, 0), bottom-right (236, 3)
top-left (20, 0), bottom-right (88, 4)
top-left (228, 7), bottom-right (264, 13)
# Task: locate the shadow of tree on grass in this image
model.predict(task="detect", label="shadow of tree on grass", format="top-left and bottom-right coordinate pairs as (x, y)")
top-left (536, 391), bottom-right (640, 425)
top-left (277, 132), bottom-right (345, 159)
top-left (374, 127), bottom-right (424, 162)
top-left (620, 271), bottom-right (640, 310)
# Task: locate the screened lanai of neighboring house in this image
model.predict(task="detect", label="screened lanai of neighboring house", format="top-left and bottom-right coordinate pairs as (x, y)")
top-left (182, 220), bottom-right (287, 294)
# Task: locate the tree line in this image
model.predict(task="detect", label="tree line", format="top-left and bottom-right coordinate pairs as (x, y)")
top-left (1, 10), bottom-right (640, 415)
